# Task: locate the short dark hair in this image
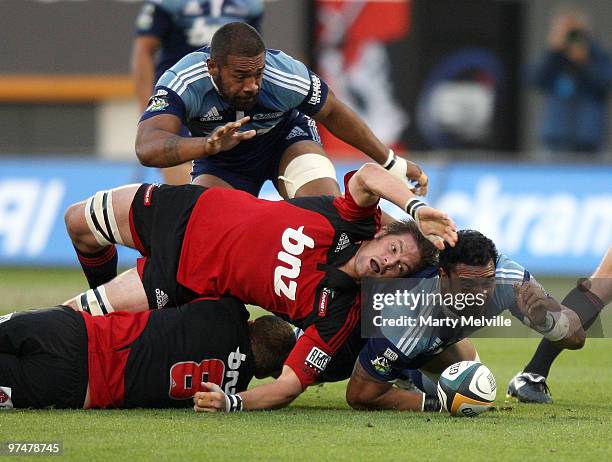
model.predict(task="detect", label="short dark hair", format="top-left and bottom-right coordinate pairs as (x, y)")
top-left (381, 219), bottom-right (438, 273)
top-left (439, 229), bottom-right (498, 274)
top-left (211, 22), bottom-right (265, 64)
top-left (249, 315), bottom-right (296, 378)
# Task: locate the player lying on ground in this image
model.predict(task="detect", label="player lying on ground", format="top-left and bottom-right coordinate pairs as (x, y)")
top-left (343, 230), bottom-right (586, 411)
top-left (508, 245), bottom-right (612, 403)
top-left (136, 22), bottom-right (428, 202)
top-left (63, 163), bottom-right (456, 411)
top-left (0, 297), bottom-right (294, 409)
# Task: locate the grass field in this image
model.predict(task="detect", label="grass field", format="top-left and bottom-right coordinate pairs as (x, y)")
top-left (0, 268), bottom-right (610, 461)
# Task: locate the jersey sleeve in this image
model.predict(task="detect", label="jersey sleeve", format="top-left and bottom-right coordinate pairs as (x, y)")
top-left (493, 254), bottom-right (536, 322)
top-left (332, 171), bottom-right (381, 222)
top-left (284, 291), bottom-right (361, 389)
top-left (135, 1), bottom-right (173, 39)
top-left (357, 338), bottom-right (405, 382)
top-left (139, 52), bottom-right (208, 122)
top-left (139, 85), bottom-right (187, 122)
top-left (262, 50), bottom-right (328, 115)
top-left (294, 70), bottom-right (329, 116)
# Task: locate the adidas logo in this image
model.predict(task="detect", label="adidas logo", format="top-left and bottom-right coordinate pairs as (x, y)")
top-left (286, 126), bottom-right (307, 140)
top-left (155, 288), bottom-right (169, 309)
top-left (334, 233), bottom-right (350, 253)
top-left (200, 106), bottom-right (223, 122)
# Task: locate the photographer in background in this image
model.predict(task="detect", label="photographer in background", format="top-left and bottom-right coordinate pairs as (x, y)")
top-left (528, 4), bottom-right (612, 156)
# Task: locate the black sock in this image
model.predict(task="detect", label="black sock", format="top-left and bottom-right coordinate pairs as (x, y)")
top-left (524, 339), bottom-right (562, 377)
top-left (75, 246), bottom-right (118, 289)
top-left (524, 285), bottom-right (605, 377)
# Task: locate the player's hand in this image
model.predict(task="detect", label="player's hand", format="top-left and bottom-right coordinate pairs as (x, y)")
top-left (514, 281), bottom-right (552, 327)
top-left (204, 116), bottom-right (256, 156)
top-left (193, 382), bottom-right (228, 413)
top-left (406, 160), bottom-right (428, 196)
top-left (414, 206), bottom-right (457, 250)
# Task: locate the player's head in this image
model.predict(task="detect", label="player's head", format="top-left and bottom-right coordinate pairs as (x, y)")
top-left (439, 229), bottom-right (498, 313)
top-left (248, 315), bottom-right (296, 379)
top-left (353, 219), bottom-right (438, 279)
top-left (208, 22), bottom-right (266, 111)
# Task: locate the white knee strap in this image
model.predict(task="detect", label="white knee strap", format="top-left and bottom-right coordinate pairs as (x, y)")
top-left (278, 153), bottom-right (337, 198)
top-left (84, 190), bottom-right (124, 246)
top-left (76, 287), bottom-right (115, 316)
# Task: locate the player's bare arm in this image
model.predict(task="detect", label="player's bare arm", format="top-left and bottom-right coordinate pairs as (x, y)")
top-left (345, 361), bottom-right (425, 411)
top-left (131, 35), bottom-right (162, 112)
top-left (313, 90), bottom-right (428, 195)
top-left (349, 163), bottom-right (457, 250)
top-left (515, 280), bottom-right (586, 349)
top-left (135, 114), bottom-right (256, 167)
top-left (193, 365), bottom-right (303, 412)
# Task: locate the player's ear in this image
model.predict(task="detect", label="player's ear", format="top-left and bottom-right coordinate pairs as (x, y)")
top-left (207, 58), bottom-right (218, 77)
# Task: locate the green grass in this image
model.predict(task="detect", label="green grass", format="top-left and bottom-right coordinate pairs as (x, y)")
top-left (0, 269), bottom-right (610, 461)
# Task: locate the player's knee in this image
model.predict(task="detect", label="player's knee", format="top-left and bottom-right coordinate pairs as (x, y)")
top-left (278, 153), bottom-right (337, 198)
top-left (64, 202), bottom-right (87, 243)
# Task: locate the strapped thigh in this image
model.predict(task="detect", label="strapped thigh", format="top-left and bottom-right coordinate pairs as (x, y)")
top-left (84, 190), bottom-right (124, 246)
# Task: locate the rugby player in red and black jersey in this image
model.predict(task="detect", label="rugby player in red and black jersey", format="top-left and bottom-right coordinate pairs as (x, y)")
top-left (0, 298), bottom-right (294, 409)
top-left (63, 163), bottom-right (457, 411)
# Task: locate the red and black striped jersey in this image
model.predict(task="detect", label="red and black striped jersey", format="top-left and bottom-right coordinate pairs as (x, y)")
top-left (82, 298), bottom-right (254, 408)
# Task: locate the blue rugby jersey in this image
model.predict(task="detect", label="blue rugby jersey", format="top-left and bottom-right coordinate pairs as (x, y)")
top-left (140, 47), bottom-right (328, 164)
top-left (359, 255), bottom-right (538, 382)
top-left (135, 0), bottom-right (263, 80)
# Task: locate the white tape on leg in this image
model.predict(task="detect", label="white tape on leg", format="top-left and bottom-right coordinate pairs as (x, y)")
top-left (278, 153), bottom-right (337, 198)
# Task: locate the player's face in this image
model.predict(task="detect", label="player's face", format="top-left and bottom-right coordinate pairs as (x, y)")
top-left (209, 53), bottom-right (265, 111)
top-left (445, 260), bottom-right (497, 303)
top-left (354, 233), bottom-right (421, 279)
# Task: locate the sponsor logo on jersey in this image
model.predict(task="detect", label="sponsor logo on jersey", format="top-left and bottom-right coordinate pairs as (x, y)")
top-left (305, 347), bottom-right (331, 373)
top-left (286, 126), bottom-right (307, 140)
top-left (274, 226), bottom-right (315, 300)
top-left (308, 75), bottom-right (322, 106)
top-left (334, 233), bottom-right (350, 253)
top-left (252, 112), bottom-right (284, 121)
top-left (155, 288), bottom-right (169, 309)
top-left (317, 287), bottom-right (334, 317)
top-left (0, 387), bottom-right (12, 409)
top-left (383, 348), bottom-right (399, 362)
top-left (200, 106), bottom-right (223, 122)
top-left (143, 184), bottom-right (158, 206)
top-left (146, 96), bottom-right (170, 113)
top-left (154, 89), bottom-right (168, 97)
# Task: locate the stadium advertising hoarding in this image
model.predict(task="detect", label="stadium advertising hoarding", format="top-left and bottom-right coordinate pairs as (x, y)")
top-left (0, 159), bottom-right (609, 274)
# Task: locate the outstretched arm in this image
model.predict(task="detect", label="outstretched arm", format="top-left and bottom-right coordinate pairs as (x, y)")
top-left (515, 281), bottom-right (586, 350)
top-left (348, 163), bottom-right (457, 249)
top-left (193, 365), bottom-right (303, 412)
top-left (314, 90), bottom-right (428, 195)
top-left (135, 115), bottom-right (256, 167)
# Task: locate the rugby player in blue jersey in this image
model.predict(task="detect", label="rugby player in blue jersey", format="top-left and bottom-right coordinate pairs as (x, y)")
top-left (132, 1), bottom-right (264, 184)
top-left (135, 22), bottom-right (428, 199)
top-left (345, 230), bottom-right (586, 411)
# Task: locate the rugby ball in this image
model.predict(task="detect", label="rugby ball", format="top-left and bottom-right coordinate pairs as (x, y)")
top-left (437, 361), bottom-right (496, 417)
